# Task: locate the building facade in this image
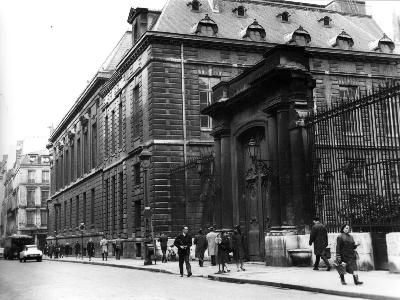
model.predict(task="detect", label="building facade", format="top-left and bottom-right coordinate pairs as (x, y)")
top-left (48, 0), bottom-right (399, 259)
top-left (2, 149), bottom-right (50, 249)
top-left (0, 155), bottom-right (8, 245)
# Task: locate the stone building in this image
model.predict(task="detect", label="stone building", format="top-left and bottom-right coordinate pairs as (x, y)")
top-left (0, 155), bottom-right (8, 244)
top-left (47, 0), bottom-right (399, 260)
top-left (2, 147), bottom-right (50, 249)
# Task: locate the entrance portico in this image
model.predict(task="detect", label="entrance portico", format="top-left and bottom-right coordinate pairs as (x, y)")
top-left (203, 45), bottom-right (315, 263)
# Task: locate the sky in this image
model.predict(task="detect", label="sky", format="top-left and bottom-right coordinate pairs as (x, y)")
top-left (0, 0), bottom-right (399, 167)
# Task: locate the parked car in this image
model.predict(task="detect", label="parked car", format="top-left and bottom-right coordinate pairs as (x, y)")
top-left (0, 247), bottom-right (4, 259)
top-left (19, 245), bottom-right (43, 262)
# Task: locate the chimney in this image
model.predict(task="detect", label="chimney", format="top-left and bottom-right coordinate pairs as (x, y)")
top-left (325, 0), bottom-right (366, 15)
top-left (16, 140), bottom-right (23, 161)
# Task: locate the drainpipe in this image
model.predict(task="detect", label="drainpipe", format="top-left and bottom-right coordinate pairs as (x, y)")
top-left (181, 43), bottom-right (188, 225)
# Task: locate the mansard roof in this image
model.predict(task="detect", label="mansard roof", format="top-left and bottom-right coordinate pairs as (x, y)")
top-left (151, 0), bottom-right (396, 53)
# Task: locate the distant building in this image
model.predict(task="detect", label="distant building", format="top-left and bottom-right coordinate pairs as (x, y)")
top-left (3, 146), bottom-right (50, 249)
top-left (47, 0), bottom-right (399, 260)
top-left (0, 155), bottom-right (8, 245)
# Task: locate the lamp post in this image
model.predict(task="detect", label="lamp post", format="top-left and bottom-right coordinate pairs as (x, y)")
top-left (139, 149), bottom-right (154, 265)
top-left (79, 223), bottom-right (85, 260)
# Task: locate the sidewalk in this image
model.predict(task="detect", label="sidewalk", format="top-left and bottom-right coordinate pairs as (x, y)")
top-left (44, 256), bottom-right (400, 300)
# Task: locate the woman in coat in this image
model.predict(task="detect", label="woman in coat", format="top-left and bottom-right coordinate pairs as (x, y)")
top-left (216, 231), bottom-right (230, 273)
top-left (194, 229), bottom-right (208, 267)
top-left (232, 225), bottom-right (245, 272)
top-left (336, 224), bottom-right (363, 285)
top-left (86, 238), bottom-right (95, 261)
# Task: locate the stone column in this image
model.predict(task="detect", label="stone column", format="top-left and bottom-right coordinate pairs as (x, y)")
top-left (213, 136), bottom-right (222, 227)
top-left (276, 107), bottom-right (292, 226)
top-left (266, 113), bottom-right (281, 227)
top-left (220, 131), bottom-right (233, 228)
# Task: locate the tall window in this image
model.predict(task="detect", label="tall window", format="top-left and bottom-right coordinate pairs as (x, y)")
top-left (64, 150), bottom-right (69, 184)
top-left (40, 210), bottom-right (47, 226)
top-left (135, 200), bottom-right (141, 231)
top-left (82, 192), bottom-right (87, 225)
top-left (339, 85), bottom-right (358, 101)
top-left (60, 154), bottom-right (64, 187)
top-left (91, 188), bottom-right (95, 225)
top-left (119, 102), bottom-right (123, 149)
top-left (77, 138), bottom-right (81, 177)
top-left (76, 195), bottom-right (80, 228)
top-left (28, 170), bottom-right (36, 183)
top-left (41, 190), bottom-right (49, 206)
top-left (105, 179), bottom-right (109, 232)
top-left (27, 189), bottom-right (35, 207)
top-left (134, 163), bottom-right (141, 185)
top-left (111, 110), bottom-right (116, 154)
top-left (199, 77), bottom-right (220, 129)
top-left (42, 170), bottom-right (50, 184)
top-left (119, 172), bottom-right (124, 231)
top-left (70, 143), bottom-right (75, 181)
top-left (384, 98), bottom-right (400, 137)
top-left (83, 129), bottom-right (89, 173)
top-left (27, 211), bottom-right (35, 226)
top-left (111, 176), bottom-right (116, 232)
top-left (132, 86), bottom-right (141, 139)
top-left (91, 123), bottom-right (97, 168)
top-left (105, 116), bottom-right (109, 157)
top-left (69, 198), bottom-right (73, 229)
top-left (64, 201), bottom-right (67, 229)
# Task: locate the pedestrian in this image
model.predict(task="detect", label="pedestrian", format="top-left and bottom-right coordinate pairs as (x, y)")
top-left (232, 225), bottom-right (245, 272)
top-left (159, 233), bottom-right (168, 263)
top-left (65, 242), bottom-right (70, 257)
top-left (174, 226), bottom-right (192, 277)
top-left (100, 236), bottom-right (108, 261)
top-left (74, 241), bottom-right (81, 259)
top-left (115, 235), bottom-right (122, 260)
top-left (54, 242), bottom-right (60, 259)
top-left (216, 231), bottom-right (230, 274)
top-left (87, 238), bottom-right (95, 261)
top-left (309, 217), bottom-right (331, 271)
top-left (48, 242), bottom-right (54, 259)
top-left (206, 226), bottom-right (218, 266)
top-left (335, 224), bottom-right (363, 285)
top-left (194, 229), bottom-right (208, 267)
top-left (60, 243), bottom-right (65, 258)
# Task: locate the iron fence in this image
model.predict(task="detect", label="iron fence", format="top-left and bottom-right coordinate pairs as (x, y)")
top-left (306, 83), bottom-right (400, 233)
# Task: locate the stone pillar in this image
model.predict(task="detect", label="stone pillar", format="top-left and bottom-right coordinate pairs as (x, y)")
top-left (387, 232), bottom-right (400, 273)
top-left (266, 113), bottom-right (281, 227)
top-left (220, 132), bottom-right (232, 228)
top-left (276, 108), bottom-right (292, 225)
top-left (213, 136), bottom-right (222, 227)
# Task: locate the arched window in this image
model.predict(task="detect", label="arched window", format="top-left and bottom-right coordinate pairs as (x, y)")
top-left (191, 14), bottom-right (218, 36)
top-left (284, 26), bottom-right (311, 46)
top-left (242, 19), bottom-right (266, 41)
top-left (232, 5), bottom-right (247, 17)
top-left (329, 30), bottom-right (354, 50)
top-left (187, 0), bottom-right (202, 11)
top-left (318, 16), bottom-right (332, 27)
top-left (369, 33), bottom-right (395, 54)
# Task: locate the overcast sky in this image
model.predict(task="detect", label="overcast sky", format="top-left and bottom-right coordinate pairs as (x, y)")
top-left (0, 0), bottom-right (398, 165)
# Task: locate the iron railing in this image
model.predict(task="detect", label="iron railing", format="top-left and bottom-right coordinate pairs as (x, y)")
top-left (306, 83), bottom-right (400, 233)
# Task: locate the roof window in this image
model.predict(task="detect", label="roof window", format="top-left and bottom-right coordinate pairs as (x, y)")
top-left (276, 11), bottom-right (290, 23)
top-left (318, 16), bottom-right (332, 27)
top-left (232, 5), bottom-right (247, 17)
top-left (369, 33), bottom-right (395, 54)
top-left (284, 26), bottom-right (311, 46)
top-left (191, 14), bottom-right (218, 36)
top-left (329, 30), bottom-right (354, 50)
top-left (242, 19), bottom-right (266, 41)
top-left (187, 0), bottom-right (202, 11)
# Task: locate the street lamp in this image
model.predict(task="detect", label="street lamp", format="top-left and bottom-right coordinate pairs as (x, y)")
top-left (139, 149), bottom-right (154, 265)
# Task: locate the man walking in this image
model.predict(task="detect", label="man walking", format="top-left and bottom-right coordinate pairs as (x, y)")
top-left (206, 227), bottom-right (217, 266)
top-left (309, 217), bottom-right (331, 271)
top-left (74, 241), bottom-right (81, 259)
top-left (174, 226), bottom-right (192, 277)
top-left (115, 235), bottom-right (122, 260)
top-left (194, 229), bottom-right (208, 267)
top-left (87, 238), bottom-right (95, 261)
top-left (100, 236), bottom-right (108, 261)
top-left (159, 233), bottom-right (168, 263)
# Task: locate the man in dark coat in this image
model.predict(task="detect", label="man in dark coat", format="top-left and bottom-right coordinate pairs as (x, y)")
top-left (194, 229), bottom-right (208, 267)
top-left (114, 235), bottom-right (123, 260)
top-left (48, 242), bottom-right (54, 259)
top-left (159, 233), bottom-right (169, 263)
top-left (174, 226), bottom-right (192, 277)
top-left (74, 241), bottom-right (81, 259)
top-left (309, 217), bottom-right (331, 271)
top-left (86, 238), bottom-right (95, 261)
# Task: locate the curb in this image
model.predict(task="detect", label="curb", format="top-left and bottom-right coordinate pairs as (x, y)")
top-left (208, 275), bottom-right (398, 300)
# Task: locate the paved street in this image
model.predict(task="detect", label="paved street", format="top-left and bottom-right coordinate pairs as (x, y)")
top-left (0, 260), bottom-right (363, 300)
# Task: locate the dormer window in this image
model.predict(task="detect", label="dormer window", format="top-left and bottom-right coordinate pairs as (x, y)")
top-left (187, 0), bottom-right (202, 11)
top-left (29, 155), bottom-right (37, 163)
top-left (191, 14), bottom-right (218, 36)
top-left (241, 19), bottom-right (266, 41)
top-left (329, 30), bottom-right (354, 50)
top-left (369, 33), bottom-right (395, 54)
top-left (318, 16), bottom-right (332, 27)
top-left (232, 5), bottom-right (246, 17)
top-left (284, 26), bottom-right (311, 46)
top-left (276, 11), bottom-right (290, 23)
